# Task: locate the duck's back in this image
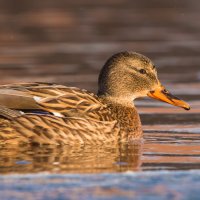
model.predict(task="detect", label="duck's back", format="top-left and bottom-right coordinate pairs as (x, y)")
top-left (0, 83), bottom-right (120, 145)
top-left (0, 83), bottom-right (113, 121)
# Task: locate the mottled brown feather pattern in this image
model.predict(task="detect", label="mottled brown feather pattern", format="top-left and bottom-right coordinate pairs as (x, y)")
top-left (0, 115), bottom-right (119, 145)
top-left (0, 83), bottom-right (114, 120)
top-left (0, 83), bottom-right (142, 145)
top-left (37, 91), bottom-right (112, 120)
top-left (0, 83), bottom-right (123, 145)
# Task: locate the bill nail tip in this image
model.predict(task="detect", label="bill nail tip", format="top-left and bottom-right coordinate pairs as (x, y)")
top-left (184, 106), bottom-right (191, 111)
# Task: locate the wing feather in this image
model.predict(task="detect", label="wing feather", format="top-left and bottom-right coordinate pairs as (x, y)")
top-left (0, 83), bottom-right (112, 121)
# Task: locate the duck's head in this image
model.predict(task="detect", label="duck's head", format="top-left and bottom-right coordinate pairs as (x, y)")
top-left (98, 51), bottom-right (190, 110)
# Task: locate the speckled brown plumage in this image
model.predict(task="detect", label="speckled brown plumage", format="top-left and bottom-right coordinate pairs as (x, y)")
top-left (0, 83), bottom-right (142, 145)
top-left (0, 115), bottom-right (120, 145)
top-left (0, 52), bottom-right (190, 145)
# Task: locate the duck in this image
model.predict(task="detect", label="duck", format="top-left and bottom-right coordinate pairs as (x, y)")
top-left (0, 51), bottom-right (190, 145)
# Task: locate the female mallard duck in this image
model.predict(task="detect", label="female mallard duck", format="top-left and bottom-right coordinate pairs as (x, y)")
top-left (0, 52), bottom-right (190, 145)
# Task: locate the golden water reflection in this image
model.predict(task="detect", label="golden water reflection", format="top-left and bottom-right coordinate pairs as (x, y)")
top-left (0, 143), bottom-right (142, 174)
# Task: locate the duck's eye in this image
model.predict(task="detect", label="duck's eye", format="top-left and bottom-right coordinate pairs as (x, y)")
top-left (139, 69), bottom-right (147, 74)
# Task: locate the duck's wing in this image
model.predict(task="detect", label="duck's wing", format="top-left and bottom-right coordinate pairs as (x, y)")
top-left (0, 83), bottom-right (71, 110)
top-left (0, 83), bottom-right (111, 120)
top-left (33, 90), bottom-right (111, 120)
top-left (0, 114), bottom-right (119, 145)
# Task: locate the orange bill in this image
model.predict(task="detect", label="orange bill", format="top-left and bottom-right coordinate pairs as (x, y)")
top-left (147, 86), bottom-right (190, 110)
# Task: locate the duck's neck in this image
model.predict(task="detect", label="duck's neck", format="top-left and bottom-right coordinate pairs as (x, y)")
top-left (99, 96), bottom-right (143, 139)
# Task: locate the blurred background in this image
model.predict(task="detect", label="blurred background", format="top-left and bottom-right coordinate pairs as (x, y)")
top-left (0, 0), bottom-right (199, 95)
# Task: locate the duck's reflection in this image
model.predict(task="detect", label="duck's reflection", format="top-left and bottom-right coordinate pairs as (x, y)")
top-left (0, 143), bottom-right (142, 174)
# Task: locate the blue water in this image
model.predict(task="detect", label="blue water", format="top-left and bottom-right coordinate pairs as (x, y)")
top-left (0, 171), bottom-right (200, 200)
